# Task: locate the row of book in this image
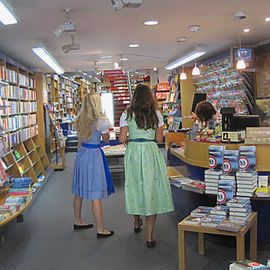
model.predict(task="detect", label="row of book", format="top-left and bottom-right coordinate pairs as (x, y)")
top-left (0, 86), bottom-right (36, 100)
top-left (0, 178), bottom-right (32, 222)
top-left (185, 197), bottom-right (252, 231)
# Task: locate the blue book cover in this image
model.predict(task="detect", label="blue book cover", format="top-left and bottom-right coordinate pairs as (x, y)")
top-left (208, 145), bottom-right (224, 170)
top-left (239, 146), bottom-right (256, 171)
top-left (223, 150), bottom-right (239, 175)
top-left (217, 179), bottom-right (235, 205)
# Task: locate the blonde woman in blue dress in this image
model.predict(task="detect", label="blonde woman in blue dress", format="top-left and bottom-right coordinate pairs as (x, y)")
top-left (119, 84), bottom-right (174, 248)
top-left (72, 93), bottom-right (115, 238)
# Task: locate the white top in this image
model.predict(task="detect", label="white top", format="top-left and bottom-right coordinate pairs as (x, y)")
top-left (95, 117), bottom-right (111, 134)
top-left (119, 111), bottom-right (164, 128)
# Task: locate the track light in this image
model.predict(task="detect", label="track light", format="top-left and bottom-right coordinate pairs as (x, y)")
top-left (32, 44), bottom-right (64, 75)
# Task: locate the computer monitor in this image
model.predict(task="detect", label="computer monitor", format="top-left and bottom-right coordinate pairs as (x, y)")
top-left (232, 114), bottom-right (261, 130)
top-left (191, 92), bottom-right (207, 113)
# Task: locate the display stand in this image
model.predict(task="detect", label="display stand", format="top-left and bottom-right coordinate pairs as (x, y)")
top-left (178, 212), bottom-right (257, 270)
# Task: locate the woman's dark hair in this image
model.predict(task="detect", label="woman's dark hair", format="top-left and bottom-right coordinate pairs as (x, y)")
top-left (195, 101), bottom-right (216, 122)
top-left (126, 84), bottom-right (159, 130)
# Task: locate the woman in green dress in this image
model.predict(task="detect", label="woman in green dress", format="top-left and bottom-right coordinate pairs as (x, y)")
top-left (119, 84), bottom-right (174, 248)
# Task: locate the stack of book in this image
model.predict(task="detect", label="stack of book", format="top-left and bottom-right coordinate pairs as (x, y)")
top-left (190, 206), bottom-right (213, 218)
top-left (236, 171), bottom-right (258, 197)
top-left (200, 214), bottom-right (225, 228)
top-left (0, 205), bottom-right (17, 221)
top-left (204, 169), bottom-right (222, 195)
top-left (210, 205), bottom-right (229, 218)
top-left (227, 197), bottom-right (252, 225)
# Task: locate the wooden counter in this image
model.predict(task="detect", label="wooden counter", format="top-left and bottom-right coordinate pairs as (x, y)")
top-left (170, 140), bottom-right (270, 172)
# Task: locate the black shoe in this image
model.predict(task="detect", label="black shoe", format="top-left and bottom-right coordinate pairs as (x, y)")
top-left (146, 240), bottom-right (156, 248)
top-left (97, 230), bottom-right (114, 238)
top-left (73, 224), bottom-right (94, 230)
top-left (134, 218), bottom-right (143, 233)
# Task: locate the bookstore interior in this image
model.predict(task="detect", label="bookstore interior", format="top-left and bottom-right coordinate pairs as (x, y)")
top-left (1, 1), bottom-right (270, 269)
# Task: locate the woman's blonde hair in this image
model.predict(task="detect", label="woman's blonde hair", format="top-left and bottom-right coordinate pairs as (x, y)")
top-left (75, 93), bottom-right (105, 141)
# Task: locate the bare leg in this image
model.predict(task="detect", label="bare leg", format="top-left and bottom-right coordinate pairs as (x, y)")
top-left (146, 214), bottom-right (157, 241)
top-left (73, 195), bottom-right (84, 224)
top-left (92, 199), bottom-right (112, 234)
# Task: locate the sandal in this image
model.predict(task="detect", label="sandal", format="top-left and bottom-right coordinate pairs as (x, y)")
top-left (134, 218), bottom-right (143, 233)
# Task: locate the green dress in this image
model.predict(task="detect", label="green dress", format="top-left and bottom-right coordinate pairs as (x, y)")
top-left (124, 116), bottom-right (175, 216)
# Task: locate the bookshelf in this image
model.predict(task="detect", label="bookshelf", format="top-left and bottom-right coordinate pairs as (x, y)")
top-left (192, 57), bottom-right (252, 114)
top-left (155, 82), bottom-right (170, 109)
top-left (0, 58), bottom-right (38, 149)
top-left (1, 135), bottom-right (49, 182)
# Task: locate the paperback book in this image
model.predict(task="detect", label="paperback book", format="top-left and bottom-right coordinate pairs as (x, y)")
top-left (223, 150), bottom-right (239, 175)
top-left (208, 145), bottom-right (224, 170)
top-left (217, 179), bottom-right (235, 205)
top-left (238, 146), bottom-right (256, 172)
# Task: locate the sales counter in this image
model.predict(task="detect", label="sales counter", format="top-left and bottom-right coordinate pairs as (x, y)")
top-left (166, 132), bottom-right (270, 242)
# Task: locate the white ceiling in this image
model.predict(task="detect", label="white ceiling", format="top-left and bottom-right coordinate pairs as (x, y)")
top-left (1, 0), bottom-right (270, 74)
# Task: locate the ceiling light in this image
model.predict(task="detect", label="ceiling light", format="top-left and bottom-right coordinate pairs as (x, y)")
top-left (129, 44), bottom-right (140, 48)
top-left (192, 63), bottom-right (200, 76)
top-left (265, 17), bottom-right (270, 22)
top-left (32, 44), bottom-right (64, 75)
top-left (0, 0), bottom-right (17, 25)
top-left (180, 71), bottom-right (187, 80)
top-left (236, 59), bottom-right (246, 70)
top-left (243, 28), bottom-right (250, 33)
top-left (165, 47), bottom-right (206, 70)
top-left (114, 62), bottom-right (120, 69)
top-left (100, 55), bottom-right (112, 59)
top-left (120, 57), bottom-right (128, 61)
top-left (144, 20), bottom-right (158, 26)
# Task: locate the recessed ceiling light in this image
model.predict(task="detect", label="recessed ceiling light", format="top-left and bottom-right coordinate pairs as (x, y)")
top-left (120, 58), bottom-right (128, 61)
top-left (144, 20), bottom-right (159, 26)
top-left (129, 44), bottom-right (140, 48)
top-left (243, 28), bottom-right (250, 33)
top-left (265, 17), bottom-right (270, 22)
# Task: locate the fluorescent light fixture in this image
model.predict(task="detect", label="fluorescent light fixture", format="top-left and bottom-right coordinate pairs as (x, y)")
top-left (129, 44), bottom-right (140, 48)
top-left (243, 28), bottom-right (250, 33)
top-left (120, 57), bottom-right (128, 61)
top-left (0, 0), bottom-right (17, 25)
top-left (165, 47), bottom-right (206, 70)
top-left (265, 17), bottom-right (270, 22)
top-left (144, 20), bottom-right (159, 26)
top-left (100, 55), bottom-right (112, 59)
top-left (32, 44), bottom-right (64, 74)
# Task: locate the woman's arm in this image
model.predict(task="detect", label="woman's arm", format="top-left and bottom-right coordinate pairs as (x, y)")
top-left (119, 126), bottom-right (128, 143)
top-left (102, 132), bottom-right (110, 143)
top-left (155, 126), bottom-right (164, 143)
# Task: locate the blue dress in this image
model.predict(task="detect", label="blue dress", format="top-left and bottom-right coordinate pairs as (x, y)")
top-left (71, 120), bottom-right (114, 200)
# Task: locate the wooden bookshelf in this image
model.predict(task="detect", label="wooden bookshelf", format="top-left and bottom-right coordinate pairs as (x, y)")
top-left (1, 135), bottom-right (49, 182)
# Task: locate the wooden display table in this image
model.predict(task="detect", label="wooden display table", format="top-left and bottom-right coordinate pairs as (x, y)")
top-left (178, 212), bottom-right (257, 270)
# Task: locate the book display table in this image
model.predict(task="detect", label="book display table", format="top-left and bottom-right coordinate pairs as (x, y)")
top-left (178, 212), bottom-right (258, 270)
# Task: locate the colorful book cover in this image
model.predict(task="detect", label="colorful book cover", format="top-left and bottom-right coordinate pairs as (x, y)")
top-left (217, 179), bottom-right (235, 205)
top-left (208, 145), bottom-right (224, 170)
top-left (239, 146), bottom-right (256, 171)
top-left (223, 150), bottom-right (239, 175)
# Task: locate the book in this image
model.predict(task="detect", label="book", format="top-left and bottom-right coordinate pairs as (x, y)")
top-left (216, 220), bottom-right (243, 232)
top-left (229, 260), bottom-right (270, 270)
top-left (13, 150), bottom-right (21, 160)
top-left (210, 205), bottom-right (229, 216)
top-left (200, 215), bottom-right (225, 228)
top-left (208, 145), bottom-right (224, 170)
top-left (229, 206), bottom-right (251, 213)
top-left (191, 206), bottom-right (213, 218)
top-left (236, 171), bottom-right (258, 177)
top-left (182, 216), bottom-right (202, 225)
top-left (230, 210), bottom-right (251, 217)
top-left (238, 146), bottom-right (256, 172)
top-left (223, 150), bottom-right (239, 175)
top-left (227, 197), bottom-right (250, 208)
top-left (181, 179), bottom-right (205, 194)
top-left (217, 179), bottom-right (235, 205)
top-left (230, 212), bottom-right (251, 221)
top-left (205, 169), bottom-right (223, 176)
